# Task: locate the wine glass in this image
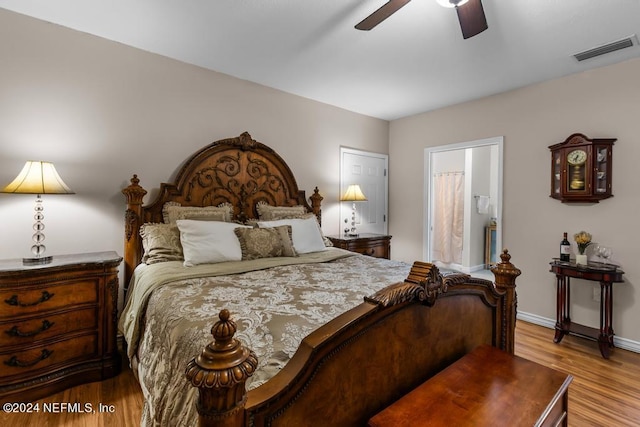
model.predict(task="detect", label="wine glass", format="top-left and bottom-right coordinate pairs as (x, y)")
top-left (595, 245), bottom-right (612, 264)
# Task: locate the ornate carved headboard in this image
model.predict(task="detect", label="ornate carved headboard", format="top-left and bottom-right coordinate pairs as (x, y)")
top-left (122, 132), bottom-right (323, 288)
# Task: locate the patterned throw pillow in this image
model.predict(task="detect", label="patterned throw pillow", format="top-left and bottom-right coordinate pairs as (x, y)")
top-left (140, 223), bottom-right (183, 264)
top-left (255, 204), bottom-right (332, 247)
top-left (255, 201), bottom-right (306, 221)
top-left (257, 216), bottom-right (327, 254)
top-left (234, 225), bottom-right (297, 260)
top-left (162, 202), bottom-right (233, 224)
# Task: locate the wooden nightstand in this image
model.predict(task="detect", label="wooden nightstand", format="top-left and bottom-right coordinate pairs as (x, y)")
top-left (327, 234), bottom-right (391, 259)
top-left (0, 251), bottom-right (122, 403)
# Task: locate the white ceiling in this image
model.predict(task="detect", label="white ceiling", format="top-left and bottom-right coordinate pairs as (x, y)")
top-left (2, 0), bottom-right (640, 120)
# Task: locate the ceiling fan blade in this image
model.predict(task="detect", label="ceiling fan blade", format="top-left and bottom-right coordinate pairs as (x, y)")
top-left (355, 0), bottom-right (412, 31)
top-left (456, 0), bottom-right (488, 39)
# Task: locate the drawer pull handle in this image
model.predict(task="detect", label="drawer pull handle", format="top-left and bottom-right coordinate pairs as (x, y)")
top-left (4, 349), bottom-right (53, 368)
top-left (4, 291), bottom-right (54, 307)
top-left (5, 320), bottom-right (55, 338)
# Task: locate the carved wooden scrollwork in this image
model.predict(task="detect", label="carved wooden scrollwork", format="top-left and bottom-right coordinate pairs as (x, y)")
top-left (124, 209), bottom-right (138, 242)
top-left (232, 131), bottom-right (260, 151)
top-left (365, 282), bottom-right (426, 307)
top-left (366, 261), bottom-right (447, 307)
top-left (184, 153), bottom-right (295, 222)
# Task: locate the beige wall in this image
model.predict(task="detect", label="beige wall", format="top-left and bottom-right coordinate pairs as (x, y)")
top-left (0, 10), bottom-right (388, 299)
top-left (2, 7), bottom-right (638, 346)
top-left (390, 58), bottom-right (640, 344)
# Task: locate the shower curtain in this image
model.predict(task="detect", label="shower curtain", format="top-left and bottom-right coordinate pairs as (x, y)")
top-left (432, 172), bottom-right (464, 264)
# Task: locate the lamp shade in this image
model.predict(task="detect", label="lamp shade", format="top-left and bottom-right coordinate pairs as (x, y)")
top-left (1, 161), bottom-right (74, 194)
top-left (340, 184), bottom-right (367, 202)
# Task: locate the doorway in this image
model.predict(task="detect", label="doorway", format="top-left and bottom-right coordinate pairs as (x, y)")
top-left (340, 148), bottom-right (388, 236)
top-left (424, 137), bottom-right (503, 274)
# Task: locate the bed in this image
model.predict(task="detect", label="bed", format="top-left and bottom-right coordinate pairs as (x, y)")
top-left (120, 132), bottom-right (521, 427)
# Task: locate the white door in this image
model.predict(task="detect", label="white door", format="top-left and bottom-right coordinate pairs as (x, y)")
top-left (340, 148), bottom-right (388, 235)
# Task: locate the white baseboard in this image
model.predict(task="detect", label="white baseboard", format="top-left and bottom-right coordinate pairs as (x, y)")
top-left (517, 311), bottom-right (640, 354)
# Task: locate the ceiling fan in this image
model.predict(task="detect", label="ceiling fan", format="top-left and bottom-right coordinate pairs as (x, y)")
top-left (355, 0), bottom-right (488, 39)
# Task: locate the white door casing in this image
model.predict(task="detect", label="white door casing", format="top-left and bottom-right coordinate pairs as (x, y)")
top-left (424, 137), bottom-right (503, 272)
top-left (340, 148), bottom-right (388, 236)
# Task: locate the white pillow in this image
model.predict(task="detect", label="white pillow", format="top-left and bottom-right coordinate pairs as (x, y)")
top-left (257, 216), bottom-right (327, 254)
top-left (176, 220), bottom-right (250, 266)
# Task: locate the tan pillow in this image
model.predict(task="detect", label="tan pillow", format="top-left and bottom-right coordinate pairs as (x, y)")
top-left (256, 201), bottom-right (306, 221)
top-left (257, 211), bottom-right (333, 248)
top-left (255, 204), bottom-right (332, 248)
top-left (234, 225), bottom-right (297, 260)
top-left (140, 223), bottom-right (183, 264)
top-left (163, 202), bottom-right (233, 224)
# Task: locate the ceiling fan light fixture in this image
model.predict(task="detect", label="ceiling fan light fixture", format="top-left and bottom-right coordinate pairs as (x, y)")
top-left (436, 0), bottom-right (469, 8)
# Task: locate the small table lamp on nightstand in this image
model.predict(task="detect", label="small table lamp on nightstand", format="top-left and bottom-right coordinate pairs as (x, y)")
top-left (340, 184), bottom-right (367, 237)
top-left (1, 161), bottom-right (74, 264)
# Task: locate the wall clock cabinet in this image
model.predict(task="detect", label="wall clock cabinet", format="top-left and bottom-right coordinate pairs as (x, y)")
top-left (549, 133), bottom-right (615, 203)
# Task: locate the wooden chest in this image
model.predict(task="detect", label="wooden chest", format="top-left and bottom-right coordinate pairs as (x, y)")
top-left (369, 344), bottom-right (573, 427)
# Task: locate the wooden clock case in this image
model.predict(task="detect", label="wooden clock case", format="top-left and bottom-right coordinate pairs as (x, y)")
top-left (549, 133), bottom-right (615, 203)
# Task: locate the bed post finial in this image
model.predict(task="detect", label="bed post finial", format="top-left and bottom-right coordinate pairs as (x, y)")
top-left (310, 187), bottom-right (323, 224)
top-left (186, 309), bottom-right (258, 427)
top-left (491, 249), bottom-right (521, 354)
top-left (122, 174), bottom-right (147, 296)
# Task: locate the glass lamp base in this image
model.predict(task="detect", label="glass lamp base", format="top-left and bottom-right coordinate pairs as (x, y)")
top-left (23, 256), bottom-right (53, 265)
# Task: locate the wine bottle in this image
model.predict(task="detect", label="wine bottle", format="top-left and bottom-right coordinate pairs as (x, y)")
top-left (560, 232), bottom-right (571, 262)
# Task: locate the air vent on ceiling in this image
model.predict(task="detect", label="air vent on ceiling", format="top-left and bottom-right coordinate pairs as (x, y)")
top-left (573, 35), bottom-right (637, 62)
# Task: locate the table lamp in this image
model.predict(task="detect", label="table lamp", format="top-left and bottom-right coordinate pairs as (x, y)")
top-left (1, 161), bottom-right (74, 264)
top-left (340, 184), bottom-right (367, 237)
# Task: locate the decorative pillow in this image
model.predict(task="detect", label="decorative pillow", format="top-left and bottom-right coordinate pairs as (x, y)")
top-left (163, 202), bottom-right (233, 224)
top-left (176, 220), bottom-right (250, 267)
top-left (256, 201), bottom-right (306, 221)
top-left (140, 223), bottom-right (183, 264)
top-left (255, 207), bottom-right (333, 247)
top-left (257, 216), bottom-right (327, 254)
top-left (234, 225), bottom-right (297, 260)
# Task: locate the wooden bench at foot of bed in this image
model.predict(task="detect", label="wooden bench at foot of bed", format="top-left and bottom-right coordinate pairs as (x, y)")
top-left (367, 344), bottom-right (572, 427)
top-left (185, 249), bottom-right (521, 427)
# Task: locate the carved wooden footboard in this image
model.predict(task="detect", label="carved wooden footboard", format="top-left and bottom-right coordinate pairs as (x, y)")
top-left (186, 250), bottom-right (520, 427)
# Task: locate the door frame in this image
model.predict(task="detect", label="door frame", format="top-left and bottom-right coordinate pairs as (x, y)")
top-left (423, 136), bottom-right (504, 267)
top-left (340, 147), bottom-right (389, 235)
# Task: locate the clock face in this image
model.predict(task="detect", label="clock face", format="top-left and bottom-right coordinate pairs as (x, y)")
top-left (567, 149), bottom-right (587, 165)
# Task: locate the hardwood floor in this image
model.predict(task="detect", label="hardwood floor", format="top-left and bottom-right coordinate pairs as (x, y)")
top-left (2, 321), bottom-right (639, 426)
top-left (515, 321), bottom-right (640, 427)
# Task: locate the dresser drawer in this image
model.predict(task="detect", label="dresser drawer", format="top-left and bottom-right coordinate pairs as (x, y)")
top-left (0, 307), bottom-right (98, 348)
top-left (353, 245), bottom-right (387, 258)
top-left (0, 333), bottom-right (97, 379)
top-left (0, 252), bottom-right (121, 403)
top-left (327, 234), bottom-right (391, 259)
top-left (0, 279), bottom-right (98, 319)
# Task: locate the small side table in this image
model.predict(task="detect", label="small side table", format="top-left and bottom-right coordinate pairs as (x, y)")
top-left (549, 259), bottom-right (624, 359)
